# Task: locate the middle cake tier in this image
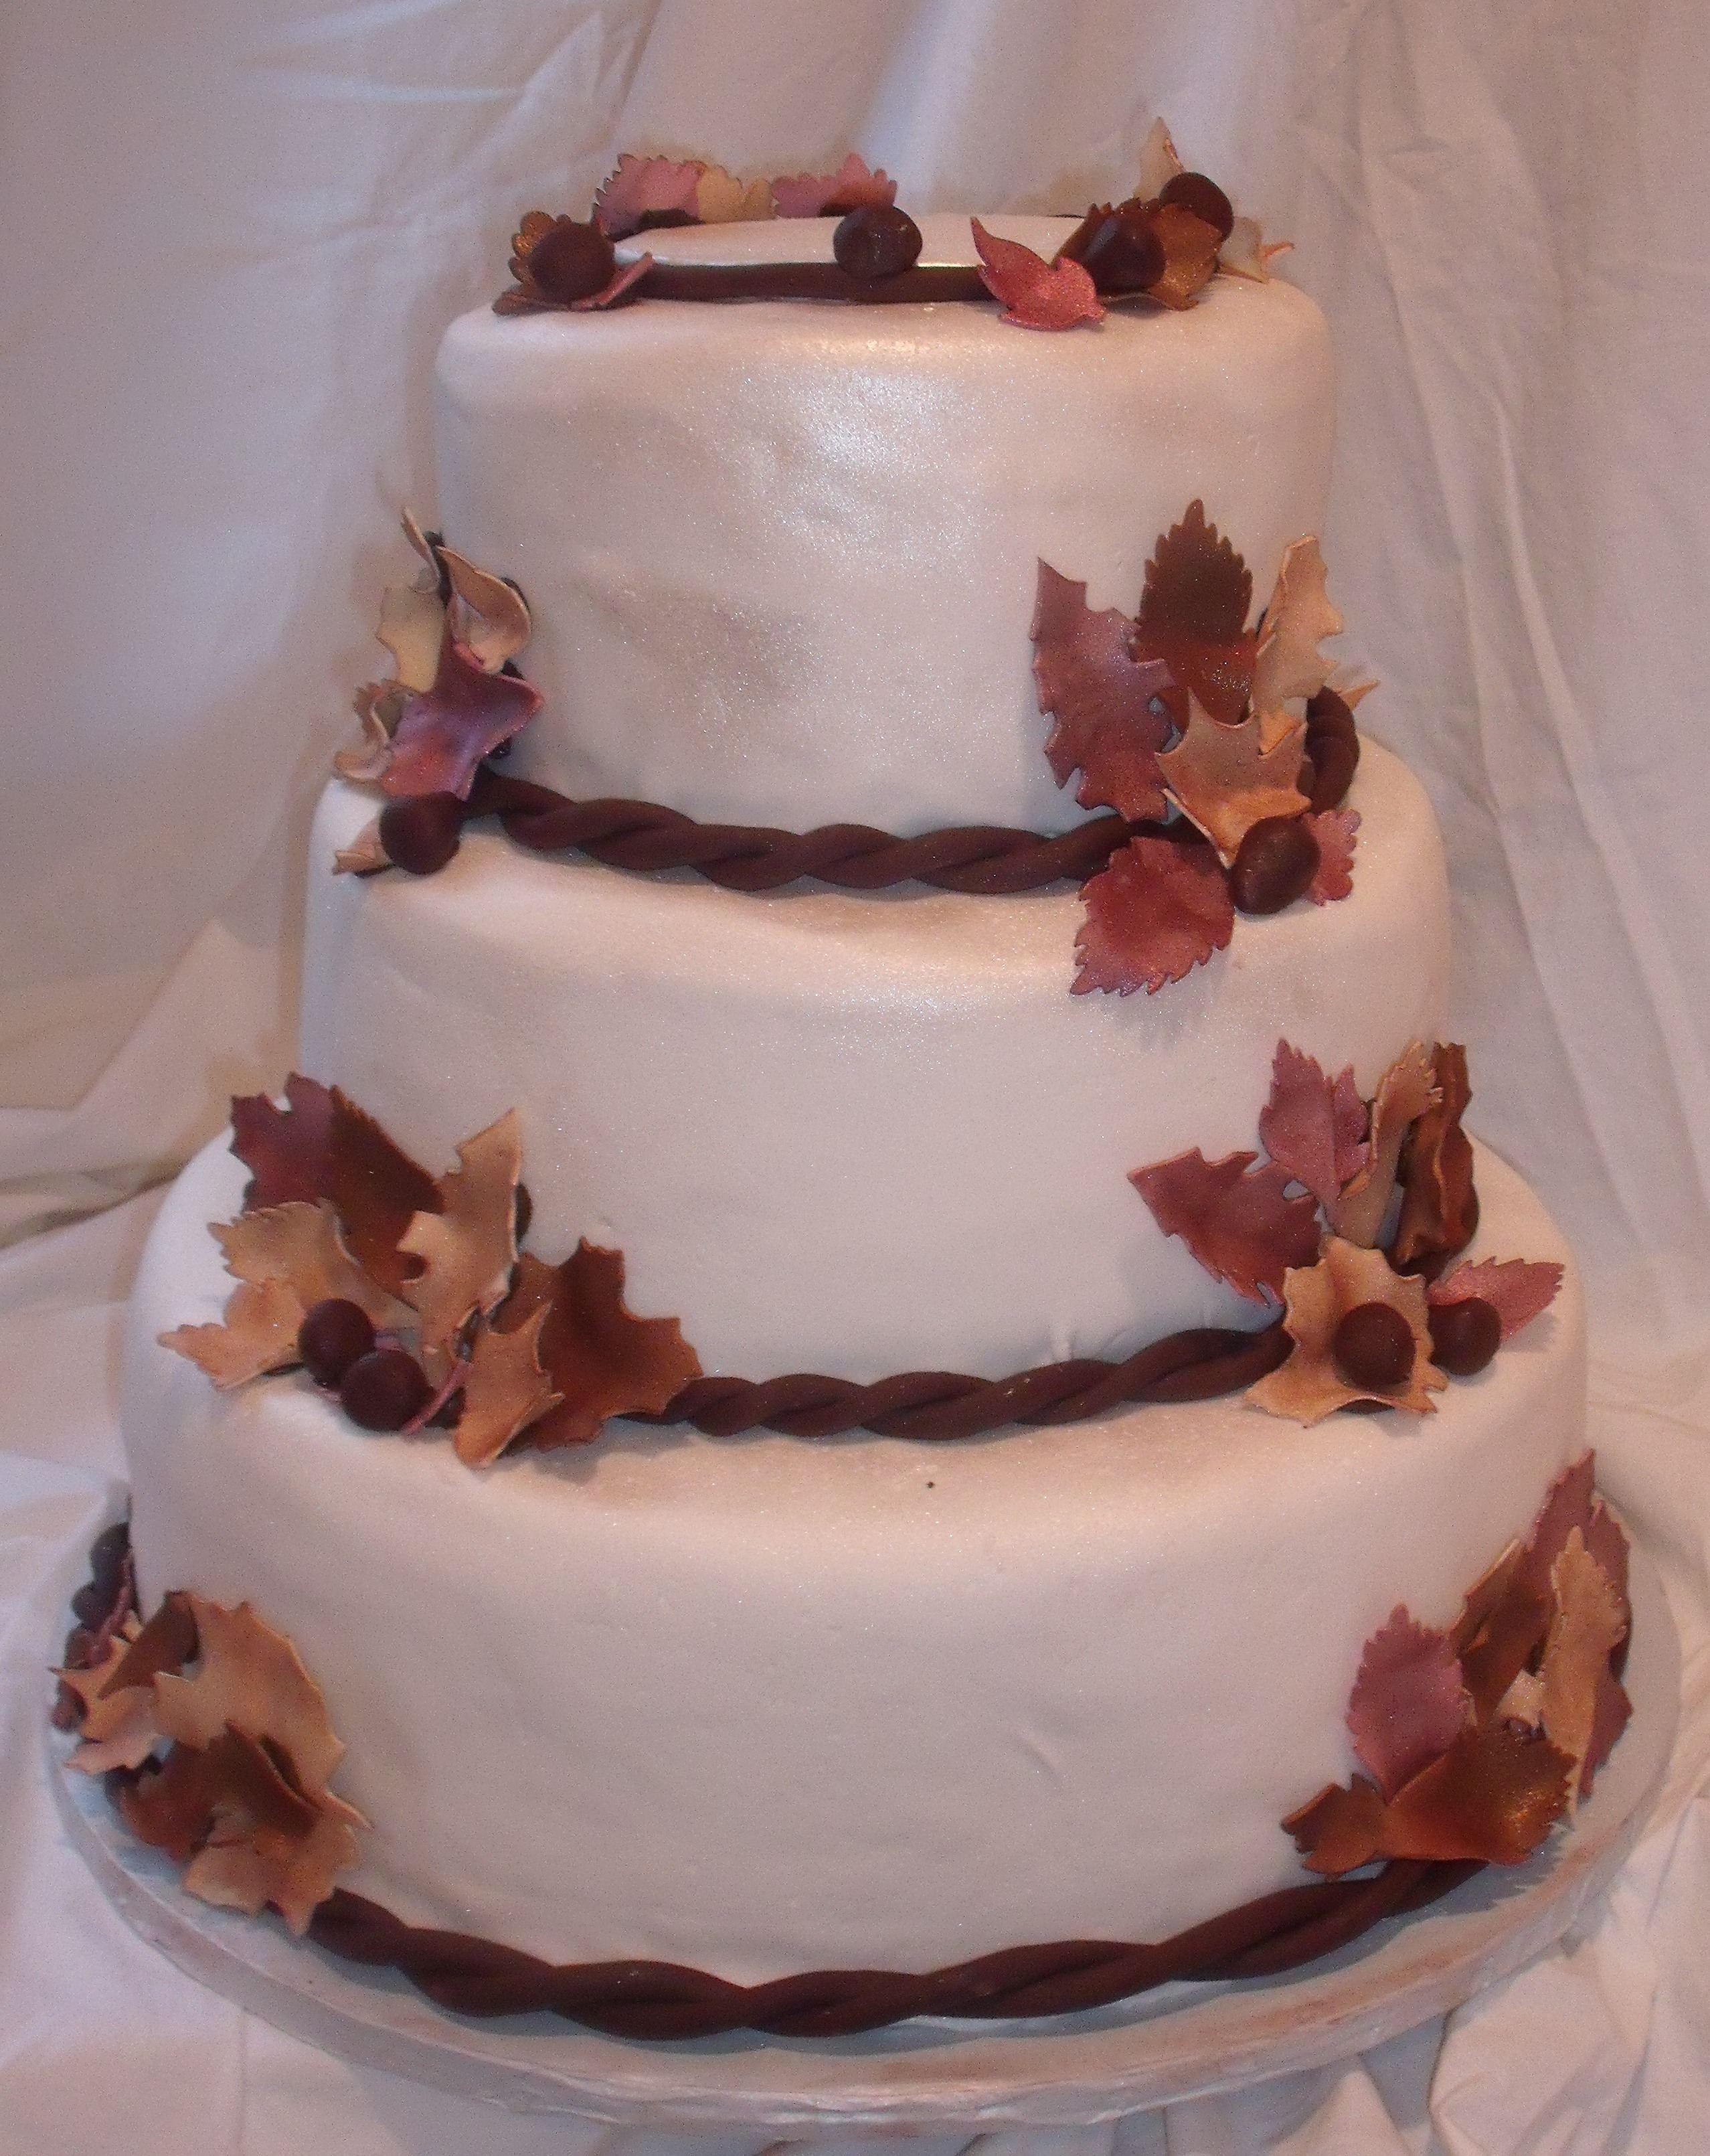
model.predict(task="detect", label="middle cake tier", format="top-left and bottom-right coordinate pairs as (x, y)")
top-left (306, 740), bottom-right (1448, 1382)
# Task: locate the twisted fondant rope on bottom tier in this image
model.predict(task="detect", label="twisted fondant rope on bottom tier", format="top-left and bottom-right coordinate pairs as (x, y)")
top-left (636, 1322), bottom-right (1291, 1440)
top-left (306, 1858), bottom-right (1484, 2039)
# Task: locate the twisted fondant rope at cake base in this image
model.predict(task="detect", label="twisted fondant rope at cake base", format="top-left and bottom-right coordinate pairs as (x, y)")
top-left (306, 1859), bottom-right (1482, 2038)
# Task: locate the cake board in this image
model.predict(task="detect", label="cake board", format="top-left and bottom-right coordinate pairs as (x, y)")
top-left (52, 1538), bottom-right (1678, 2135)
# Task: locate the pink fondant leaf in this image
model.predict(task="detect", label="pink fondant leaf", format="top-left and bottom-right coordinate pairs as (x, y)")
top-left (382, 641), bottom-right (543, 801)
top-left (1346, 1607), bottom-right (1471, 1801)
top-left (1305, 808), bottom-right (1359, 904)
top-left (1130, 1148), bottom-right (1323, 1305)
top-left (1258, 1041), bottom-right (1369, 1208)
top-left (1073, 833), bottom-right (1233, 997)
top-left (1031, 562), bottom-right (1174, 818)
top-left (1429, 1258), bottom-right (1563, 1341)
top-left (770, 153), bottom-right (895, 218)
top-left (970, 219), bottom-right (1104, 331)
top-left (592, 154), bottom-right (704, 239)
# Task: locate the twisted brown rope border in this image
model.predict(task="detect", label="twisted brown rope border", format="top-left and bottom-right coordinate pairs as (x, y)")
top-left (305, 1857), bottom-right (1484, 2038)
top-left (637, 1322), bottom-right (1290, 1441)
top-left (462, 767), bottom-right (1155, 894)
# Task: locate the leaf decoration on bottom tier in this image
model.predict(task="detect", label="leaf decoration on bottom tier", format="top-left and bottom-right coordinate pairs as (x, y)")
top-left (56, 1582), bottom-right (365, 1934)
top-left (161, 1078), bottom-right (703, 1465)
top-left (1282, 1455), bottom-right (1630, 1873)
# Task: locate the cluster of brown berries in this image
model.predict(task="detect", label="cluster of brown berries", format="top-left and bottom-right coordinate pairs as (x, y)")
top-left (1225, 689), bottom-right (1362, 916)
top-left (1059, 171), bottom-right (1235, 295)
top-left (1331, 1295), bottom-right (1502, 1395)
top-left (297, 1299), bottom-right (430, 1430)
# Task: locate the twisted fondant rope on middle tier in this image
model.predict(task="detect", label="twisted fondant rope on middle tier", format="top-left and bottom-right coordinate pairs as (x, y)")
top-left (632, 1322), bottom-right (1290, 1441)
top-left (464, 767), bottom-right (1150, 892)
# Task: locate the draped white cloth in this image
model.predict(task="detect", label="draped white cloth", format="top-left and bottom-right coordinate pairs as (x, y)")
top-left (5, 1), bottom-right (1710, 2147)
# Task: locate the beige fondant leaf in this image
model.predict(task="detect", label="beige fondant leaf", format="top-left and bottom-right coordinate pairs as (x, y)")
top-left (451, 1302), bottom-right (562, 1467)
top-left (695, 165), bottom-right (773, 224)
top-left (375, 580), bottom-right (446, 695)
top-left (216, 1201), bottom-right (414, 1334)
top-left (1219, 216), bottom-right (1293, 281)
top-left (1247, 1236), bottom-right (1446, 1424)
top-left (159, 1276), bottom-right (305, 1390)
top-left (183, 1808), bottom-right (362, 1937)
top-left (1541, 1529), bottom-right (1628, 1809)
top-left (1252, 537), bottom-right (1343, 717)
top-left (398, 1112), bottom-right (523, 1378)
top-left (332, 817), bottom-right (392, 877)
top-left (1329, 1042), bottom-right (1439, 1248)
top-left (333, 691), bottom-right (395, 784)
top-left (57, 1618), bottom-right (162, 1772)
top-left (1136, 116), bottom-right (1185, 199)
top-left (1157, 697), bottom-right (1308, 865)
top-left (439, 546), bottom-right (531, 673)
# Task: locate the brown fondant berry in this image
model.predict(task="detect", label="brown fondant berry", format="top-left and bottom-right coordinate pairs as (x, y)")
top-left (1158, 170), bottom-right (1235, 241)
top-left (528, 218), bottom-right (618, 303)
top-left (833, 204), bottom-right (922, 280)
top-left (1333, 1302), bottom-right (1416, 1391)
top-left (1303, 726), bottom-right (1359, 812)
top-left (1306, 686), bottom-right (1358, 740)
top-left (71, 1521), bottom-right (132, 1627)
top-left (1075, 200), bottom-right (1166, 294)
top-left (298, 1298), bottom-right (377, 1389)
top-left (1428, 1296), bottom-right (1503, 1376)
top-left (340, 1347), bottom-right (431, 1432)
top-left (1229, 815), bottom-right (1320, 914)
top-left (379, 792), bottom-right (464, 876)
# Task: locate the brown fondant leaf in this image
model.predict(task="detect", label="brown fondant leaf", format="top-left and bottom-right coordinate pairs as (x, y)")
top-left (1146, 202), bottom-right (1223, 310)
top-left (451, 1303), bottom-right (562, 1469)
top-left (397, 1112), bottom-right (523, 1380)
top-left (374, 578), bottom-right (445, 695)
top-left (1257, 1040), bottom-right (1369, 1208)
top-left (215, 1202), bottom-right (413, 1334)
top-left (1429, 1258), bottom-right (1563, 1341)
top-left (1072, 833), bottom-right (1233, 996)
top-left (159, 1277), bottom-right (305, 1390)
top-left (1541, 1529), bottom-right (1629, 1805)
top-left (695, 165), bottom-right (774, 224)
top-left (1157, 699), bottom-right (1309, 866)
top-left (1305, 809), bottom-right (1359, 904)
top-left (1390, 1043), bottom-right (1476, 1269)
top-left (506, 1245), bottom-right (701, 1448)
top-left (592, 153), bottom-right (703, 238)
top-left (382, 639), bottom-right (543, 802)
top-left (1135, 117), bottom-right (1185, 200)
top-left (1131, 502), bottom-right (1255, 726)
top-left (1346, 1608), bottom-right (1470, 1801)
top-left (1329, 1041), bottom-right (1438, 1248)
top-left (1130, 1149), bottom-right (1322, 1305)
top-left (1282, 1778), bottom-right (1387, 1876)
top-left (1031, 562), bottom-right (1174, 818)
top-left (970, 220), bottom-right (1104, 331)
top-left (1292, 1726), bottom-right (1573, 1874)
top-left (1246, 1236), bottom-right (1446, 1423)
top-left (1459, 1577), bottom-right (1553, 1724)
top-left (230, 1074), bottom-right (337, 1210)
top-left (438, 548), bottom-right (530, 673)
top-left (1251, 537), bottom-right (1343, 716)
top-left (770, 153), bottom-right (895, 218)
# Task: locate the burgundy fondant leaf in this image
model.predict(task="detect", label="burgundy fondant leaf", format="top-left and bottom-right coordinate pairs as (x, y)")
top-left (1429, 1259), bottom-right (1563, 1341)
top-left (1031, 562), bottom-right (1174, 818)
top-left (1258, 1040), bottom-right (1368, 1208)
top-left (1072, 833), bottom-right (1233, 997)
top-left (1346, 1607), bottom-right (1470, 1801)
top-left (1130, 502), bottom-right (1256, 724)
top-left (231, 1074), bottom-right (337, 1210)
top-left (592, 153), bottom-right (703, 239)
top-left (770, 153), bottom-right (895, 218)
top-left (1130, 1148), bottom-right (1322, 1305)
top-left (970, 220), bottom-right (1104, 331)
top-left (503, 1246), bottom-right (701, 1448)
top-left (1305, 809), bottom-right (1359, 904)
top-left (1390, 1043), bottom-right (1476, 1271)
top-left (382, 640), bottom-right (543, 802)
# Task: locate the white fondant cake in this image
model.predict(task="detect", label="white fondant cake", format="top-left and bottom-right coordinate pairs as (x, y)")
top-left (106, 190), bottom-right (1608, 2008)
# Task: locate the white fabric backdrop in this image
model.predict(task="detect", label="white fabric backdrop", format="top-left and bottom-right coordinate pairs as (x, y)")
top-left (5, 1), bottom-right (1710, 2148)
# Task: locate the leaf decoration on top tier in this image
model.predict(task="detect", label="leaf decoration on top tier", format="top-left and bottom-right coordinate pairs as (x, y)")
top-left (1031, 563), bottom-right (1175, 817)
top-left (592, 150), bottom-right (895, 238)
top-left (769, 153), bottom-right (897, 218)
top-left (1072, 833), bottom-right (1233, 995)
top-left (1129, 1150), bottom-right (1321, 1305)
top-left (1146, 202), bottom-right (1224, 311)
top-left (970, 220), bottom-right (1104, 331)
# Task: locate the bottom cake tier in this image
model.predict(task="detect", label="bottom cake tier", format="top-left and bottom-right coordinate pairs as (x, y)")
top-left (122, 1135), bottom-right (1586, 1986)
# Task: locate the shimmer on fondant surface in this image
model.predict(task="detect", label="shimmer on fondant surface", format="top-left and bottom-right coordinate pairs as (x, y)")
top-left (126, 1139), bottom-right (1583, 1985)
top-left (436, 219), bottom-right (1334, 831)
top-left (305, 742), bottom-right (1447, 1382)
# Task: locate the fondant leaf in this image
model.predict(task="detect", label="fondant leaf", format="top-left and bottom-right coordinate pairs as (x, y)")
top-left (1219, 216), bottom-right (1293, 281)
top-left (1329, 1041), bottom-right (1438, 1248)
top-left (382, 639), bottom-right (543, 802)
top-left (1428, 1258), bottom-right (1563, 1341)
top-left (57, 1619), bottom-right (161, 1773)
top-left (1157, 699), bottom-right (1309, 866)
top-left (375, 578), bottom-right (445, 695)
top-left (1252, 537), bottom-right (1343, 716)
top-left (1289, 1726), bottom-right (1573, 1874)
top-left (1072, 832), bottom-right (1233, 996)
top-left (159, 1277), bottom-right (305, 1390)
top-left (770, 153), bottom-right (895, 218)
top-left (1147, 202), bottom-right (1223, 310)
top-left (505, 1245), bottom-right (701, 1448)
top-left (1390, 1043), bottom-right (1478, 1269)
top-left (970, 219), bottom-right (1104, 331)
top-left (332, 689), bottom-right (396, 786)
top-left (1257, 1040), bottom-right (1369, 1208)
top-left (1541, 1529), bottom-right (1628, 1806)
top-left (451, 1303), bottom-right (562, 1469)
top-left (231, 1074), bottom-right (337, 1210)
top-left (1304, 808), bottom-right (1359, 904)
top-left (397, 1111), bottom-right (523, 1379)
top-left (1131, 503), bottom-right (1256, 724)
top-left (1246, 1236), bottom-right (1446, 1423)
top-left (592, 153), bottom-right (703, 238)
top-left (438, 548), bottom-right (530, 673)
top-left (1031, 562), bottom-right (1174, 818)
top-left (184, 1806), bottom-right (363, 1938)
top-left (1135, 116), bottom-right (1185, 200)
top-left (1346, 1608), bottom-right (1470, 1801)
top-left (214, 1201), bottom-right (412, 1333)
top-left (331, 817), bottom-right (392, 877)
top-left (1129, 1148), bottom-right (1322, 1305)
top-left (695, 165), bottom-right (773, 224)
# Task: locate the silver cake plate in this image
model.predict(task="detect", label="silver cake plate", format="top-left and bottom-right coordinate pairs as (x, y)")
top-left (54, 1542), bottom-right (1679, 2134)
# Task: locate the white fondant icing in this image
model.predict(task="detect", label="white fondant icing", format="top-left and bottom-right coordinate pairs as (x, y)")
top-left (303, 744), bottom-right (1448, 1382)
top-left (126, 1137), bottom-right (1584, 1984)
top-left (435, 253), bottom-right (1335, 830)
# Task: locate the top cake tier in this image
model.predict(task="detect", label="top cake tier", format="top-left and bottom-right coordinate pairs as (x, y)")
top-left (435, 214), bottom-right (1334, 832)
